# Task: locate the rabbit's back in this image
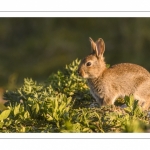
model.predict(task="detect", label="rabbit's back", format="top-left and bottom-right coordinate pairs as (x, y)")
top-left (107, 63), bottom-right (150, 76)
top-left (103, 63), bottom-right (150, 93)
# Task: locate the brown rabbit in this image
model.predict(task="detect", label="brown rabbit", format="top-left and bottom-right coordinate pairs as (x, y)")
top-left (78, 37), bottom-right (150, 110)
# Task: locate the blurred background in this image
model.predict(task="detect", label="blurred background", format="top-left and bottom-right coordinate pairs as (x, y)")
top-left (0, 18), bottom-right (150, 90)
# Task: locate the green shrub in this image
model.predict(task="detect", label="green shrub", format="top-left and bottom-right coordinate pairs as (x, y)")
top-left (0, 59), bottom-right (150, 132)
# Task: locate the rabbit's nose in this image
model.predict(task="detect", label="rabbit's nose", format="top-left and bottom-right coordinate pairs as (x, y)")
top-left (77, 69), bottom-right (81, 76)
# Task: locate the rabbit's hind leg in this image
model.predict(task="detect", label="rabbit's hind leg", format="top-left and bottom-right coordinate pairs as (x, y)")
top-left (133, 93), bottom-right (150, 111)
top-left (103, 94), bottom-right (118, 106)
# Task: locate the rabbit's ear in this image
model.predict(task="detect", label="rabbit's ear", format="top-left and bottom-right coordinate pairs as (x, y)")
top-left (89, 37), bottom-right (99, 57)
top-left (89, 37), bottom-right (105, 57)
top-left (96, 38), bottom-right (105, 57)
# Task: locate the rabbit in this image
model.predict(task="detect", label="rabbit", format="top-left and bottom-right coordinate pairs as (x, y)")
top-left (78, 37), bottom-right (150, 110)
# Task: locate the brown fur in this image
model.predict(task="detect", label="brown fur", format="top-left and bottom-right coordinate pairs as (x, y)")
top-left (78, 37), bottom-right (150, 110)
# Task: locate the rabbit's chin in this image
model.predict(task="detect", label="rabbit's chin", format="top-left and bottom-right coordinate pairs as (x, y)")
top-left (81, 73), bottom-right (98, 79)
top-left (81, 74), bottom-right (89, 79)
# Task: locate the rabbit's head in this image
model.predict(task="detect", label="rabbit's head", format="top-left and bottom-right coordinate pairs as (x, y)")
top-left (78, 37), bottom-right (106, 79)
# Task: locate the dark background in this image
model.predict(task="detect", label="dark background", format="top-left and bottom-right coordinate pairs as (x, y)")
top-left (0, 18), bottom-right (150, 90)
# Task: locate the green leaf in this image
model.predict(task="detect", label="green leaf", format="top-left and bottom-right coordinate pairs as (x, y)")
top-left (0, 109), bottom-right (11, 120)
top-left (124, 107), bottom-right (132, 114)
top-left (32, 103), bottom-right (39, 114)
top-left (54, 99), bottom-right (58, 111)
top-left (82, 128), bottom-right (90, 132)
top-left (47, 114), bottom-right (53, 121)
top-left (0, 122), bottom-right (4, 128)
top-left (24, 111), bottom-right (30, 119)
top-left (14, 104), bottom-right (20, 116)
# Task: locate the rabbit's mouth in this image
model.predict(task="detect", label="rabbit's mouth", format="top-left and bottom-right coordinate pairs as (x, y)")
top-left (78, 70), bottom-right (89, 78)
top-left (78, 69), bottom-right (99, 79)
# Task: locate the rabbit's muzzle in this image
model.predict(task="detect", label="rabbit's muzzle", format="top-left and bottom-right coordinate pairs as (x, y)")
top-left (78, 68), bottom-right (88, 78)
top-left (77, 69), bottom-right (83, 77)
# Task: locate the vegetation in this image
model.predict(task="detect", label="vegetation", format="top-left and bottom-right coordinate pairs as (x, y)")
top-left (0, 59), bottom-right (150, 133)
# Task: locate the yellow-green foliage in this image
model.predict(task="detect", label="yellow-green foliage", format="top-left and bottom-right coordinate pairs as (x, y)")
top-left (0, 59), bottom-right (150, 132)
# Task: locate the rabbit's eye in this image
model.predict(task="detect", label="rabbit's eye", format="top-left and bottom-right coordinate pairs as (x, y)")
top-left (86, 62), bottom-right (92, 66)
